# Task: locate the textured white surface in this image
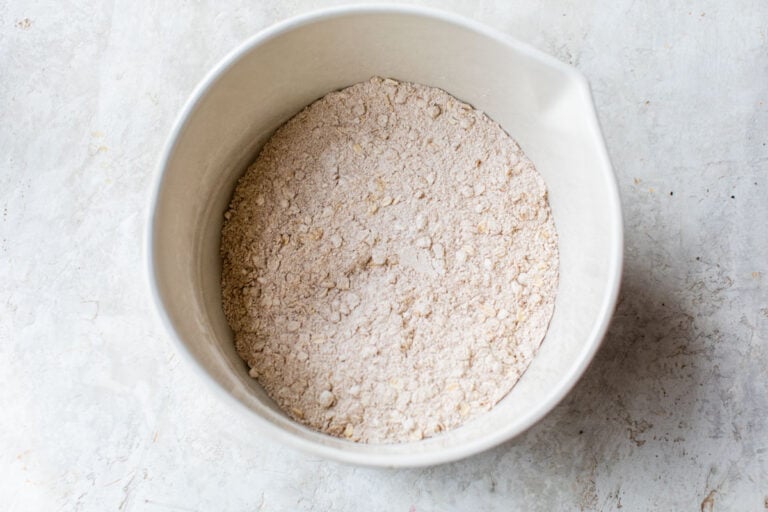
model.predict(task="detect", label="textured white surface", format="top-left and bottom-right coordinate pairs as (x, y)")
top-left (1, 1), bottom-right (766, 510)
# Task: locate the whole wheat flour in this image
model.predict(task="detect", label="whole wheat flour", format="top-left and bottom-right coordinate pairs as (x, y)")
top-left (220, 77), bottom-right (559, 443)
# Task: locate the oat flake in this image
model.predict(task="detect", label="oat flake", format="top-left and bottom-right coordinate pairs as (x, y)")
top-left (221, 77), bottom-right (559, 443)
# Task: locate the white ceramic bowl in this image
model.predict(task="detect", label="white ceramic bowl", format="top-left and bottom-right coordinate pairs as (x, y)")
top-left (147, 5), bottom-right (622, 467)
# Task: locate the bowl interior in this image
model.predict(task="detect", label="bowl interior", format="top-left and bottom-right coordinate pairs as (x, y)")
top-left (150, 7), bottom-right (621, 466)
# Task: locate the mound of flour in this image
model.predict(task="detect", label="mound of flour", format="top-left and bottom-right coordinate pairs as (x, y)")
top-left (221, 77), bottom-right (558, 443)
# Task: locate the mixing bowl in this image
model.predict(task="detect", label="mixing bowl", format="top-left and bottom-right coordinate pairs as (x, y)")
top-left (147, 4), bottom-right (622, 467)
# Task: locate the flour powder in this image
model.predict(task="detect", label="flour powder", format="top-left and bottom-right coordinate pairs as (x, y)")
top-left (220, 77), bottom-right (559, 443)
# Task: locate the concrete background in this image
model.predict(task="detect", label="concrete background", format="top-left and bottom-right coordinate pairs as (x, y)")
top-left (1, 0), bottom-right (766, 510)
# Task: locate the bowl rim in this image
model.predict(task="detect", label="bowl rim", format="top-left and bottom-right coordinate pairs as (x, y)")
top-left (145, 3), bottom-right (624, 468)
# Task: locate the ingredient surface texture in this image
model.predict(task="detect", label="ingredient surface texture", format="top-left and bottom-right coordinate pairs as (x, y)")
top-left (221, 77), bottom-right (558, 443)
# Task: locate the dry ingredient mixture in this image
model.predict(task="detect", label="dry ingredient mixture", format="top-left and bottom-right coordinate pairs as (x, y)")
top-left (221, 77), bottom-right (559, 443)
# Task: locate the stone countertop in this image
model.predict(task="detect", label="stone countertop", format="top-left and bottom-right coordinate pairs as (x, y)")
top-left (1, 1), bottom-right (766, 510)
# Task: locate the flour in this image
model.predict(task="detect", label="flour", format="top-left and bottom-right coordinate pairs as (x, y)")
top-left (220, 77), bottom-right (559, 443)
